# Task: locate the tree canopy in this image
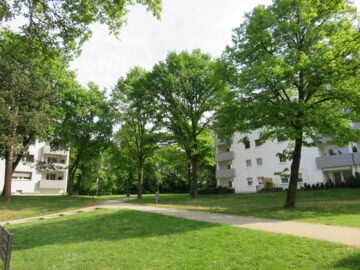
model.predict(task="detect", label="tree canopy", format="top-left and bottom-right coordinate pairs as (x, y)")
top-left (53, 81), bottom-right (114, 195)
top-left (151, 49), bottom-right (227, 198)
top-left (1, 0), bottom-right (162, 54)
top-left (112, 67), bottom-right (160, 199)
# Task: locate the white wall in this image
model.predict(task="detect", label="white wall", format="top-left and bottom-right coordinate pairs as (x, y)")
top-left (219, 131), bottom-right (326, 193)
top-left (0, 141), bottom-right (68, 195)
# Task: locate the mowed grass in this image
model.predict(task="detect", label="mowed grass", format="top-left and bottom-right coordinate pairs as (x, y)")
top-left (128, 189), bottom-right (360, 227)
top-left (6, 209), bottom-right (360, 270)
top-left (0, 195), bottom-right (122, 221)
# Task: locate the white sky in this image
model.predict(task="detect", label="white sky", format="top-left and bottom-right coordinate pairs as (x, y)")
top-left (71, 0), bottom-right (360, 90)
top-left (70, 0), bottom-right (274, 90)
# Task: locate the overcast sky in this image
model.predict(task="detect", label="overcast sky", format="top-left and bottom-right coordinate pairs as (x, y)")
top-left (70, 0), bottom-right (359, 90)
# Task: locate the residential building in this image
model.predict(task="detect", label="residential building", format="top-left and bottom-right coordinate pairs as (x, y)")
top-left (0, 141), bottom-right (69, 195)
top-left (216, 130), bottom-right (360, 193)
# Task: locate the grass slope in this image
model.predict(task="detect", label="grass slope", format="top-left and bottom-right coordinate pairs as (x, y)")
top-left (0, 195), bottom-right (122, 221)
top-left (128, 189), bottom-right (360, 227)
top-left (6, 209), bottom-right (360, 270)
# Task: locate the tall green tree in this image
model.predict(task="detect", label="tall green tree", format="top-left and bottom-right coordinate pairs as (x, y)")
top-left (150, 50), bottom-right (226, 198)
top-left (217, 0), bottom-right (360, 208)
top-left (0, 30), bottom-right (66, 202)
top-left (112, 67), bottom-right (159, 199)
top-left (1, 0), bottom-right (162, 54)
top-left (54, 82), bottom-right (114, 195)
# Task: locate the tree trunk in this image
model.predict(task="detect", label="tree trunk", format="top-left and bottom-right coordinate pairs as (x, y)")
top-left (187, 160), bottom-right (191, 195)
top-left (68, 158), bottom-right (79, 196)
top-left (137, 160), bottom-right (144, 199)
top-left (3, 147), bottom-right (14, 203)
top-left (284, 131), bottom-right (303, 209)
top-left (12, 132), bottom-right (35, 173)
top-left (190, 155), bottom-right (199, 199)
top-left (126, 170), bottom-right (132, 198)
top-left (3, 119), bottom-right (18, 203)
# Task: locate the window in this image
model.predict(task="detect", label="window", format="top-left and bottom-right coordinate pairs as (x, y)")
top-left (256, 158), bottom-right (263, 166)
top-left (21, 155), bottom-right (33, 163)
top-left (48, 157), bottom-right (58, 163)
top-left (281, 177), bottom-right (289, 184)
top-left (227, 164), bottom-right (232, 169)
top-left (329, 149), bottom-right (337, 156)
top-left (12, 172), bottom-right (31, 181)
top-left (228, 181), bottom-right (233, 188)
top-left (247, 177), bottom-right (253, 185)
top-left (298, 173), bottom-right (303, 182)
top-left (246, 159), bottom-right (252, 168)
top-left (255, 139), bottom-right (263, 147)
top-left (46, 173), bottom-right (57, 180)
top-left (257, 177), bottom-right (264, 184)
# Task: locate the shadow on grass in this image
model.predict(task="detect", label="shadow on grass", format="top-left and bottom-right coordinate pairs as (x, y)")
top-left (333, 254), bottom-right (360, 270)
top-left (0, 196), bottom-right (95, 212)
top-left (8, 209), bottom-right (217, 251)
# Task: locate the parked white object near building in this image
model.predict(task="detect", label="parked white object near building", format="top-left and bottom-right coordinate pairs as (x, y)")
top-left (0, 141), bottom-right (69, 195)
top-left (216, 130), bottom-right (360, 193)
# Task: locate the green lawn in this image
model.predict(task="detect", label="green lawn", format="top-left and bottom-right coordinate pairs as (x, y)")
top-left (128, 189), bottom-right (360, 228)
top-left (0, 195), bottom-right (122, 222)
top-left (6, 209), bottom-right (360, 270)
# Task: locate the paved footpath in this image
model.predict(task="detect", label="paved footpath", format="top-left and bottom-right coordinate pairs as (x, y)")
top-left (2, 199), bottom-right (360, 248)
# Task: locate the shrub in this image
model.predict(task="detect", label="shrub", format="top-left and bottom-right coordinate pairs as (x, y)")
top-left (325, 182), bottom-right (334, 189)
top-left (199, 186), bottom-right (235, 194)
top-left (304, 183), bottom-right (311, 190)
top-left (263, 178), bottom-right (274, 190)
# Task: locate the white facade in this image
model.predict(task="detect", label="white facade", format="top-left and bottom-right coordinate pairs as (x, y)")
top-left (0, 141), bottom-right (69, 195)
top-left (216, 130), bottom-right (360, 193)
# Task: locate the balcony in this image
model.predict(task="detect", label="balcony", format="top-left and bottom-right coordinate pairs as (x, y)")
top-left (40, 163), bottom-right (67, 172)
top-left (43, 145), bottom-right (68, 156)
top-left (215, 151), bottom-right (234, 162)
top-left (316, 153), bottom-right (359, 169)
top-left (216, 169), bottom-right (235, 179)
top-left (39, 180), bottom-right (66, 189)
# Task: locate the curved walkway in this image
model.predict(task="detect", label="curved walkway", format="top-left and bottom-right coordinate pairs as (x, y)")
top-left (2, 198), bottom-right (360, 248)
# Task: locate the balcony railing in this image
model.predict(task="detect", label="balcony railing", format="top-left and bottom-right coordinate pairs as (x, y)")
top-left (39, 180), bottom-right (66, 189)
top-left (215, 151), bottom-right (234, 162)
top-left (40, 163), bottom-right (67, 171)
top-left (43, 145), bottom-right (68, 156)
top-left (216, 169), bottom-right (235, 179)
top-left (316, 153), bottom-right (360, 169)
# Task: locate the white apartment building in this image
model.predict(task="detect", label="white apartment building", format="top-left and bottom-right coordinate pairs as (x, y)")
top-left (216, 130), bottom-right (360, 193)
top-left (0, 141), bottom-right (69, 195)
